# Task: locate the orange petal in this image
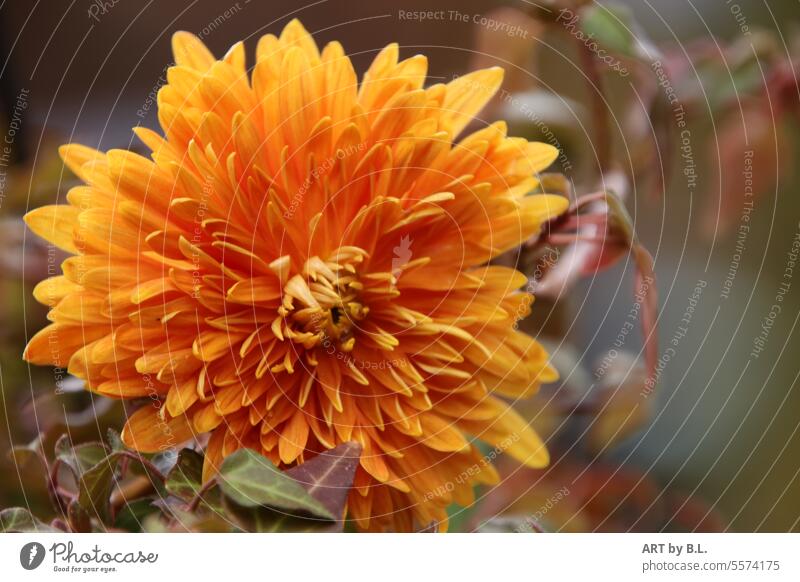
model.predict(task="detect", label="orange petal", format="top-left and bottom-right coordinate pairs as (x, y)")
top-left (202, 427), bottom-right (226, 482)
top-left (440, 67), bottom-right (504, 137)
top-left (461, 398), bottom-right (549, 468)
top-left (121, 405), bottom-right (195, 453)
top-left (279, 18), bottom-right (320, 64)
top-left (32, 276), bottom-right (81, 307)
top-left (24, 205), bottom-right (81, 253)
top-left (419, 413), bottom-right (470, 452)
top-left (278, 411), bottom-right (309, 464)
top-left (23, 323), bottom-right (105, 367)
top-left (171, 31), bottom-right (215, 72)
top-left (59, 144), bottom-right (104, 182)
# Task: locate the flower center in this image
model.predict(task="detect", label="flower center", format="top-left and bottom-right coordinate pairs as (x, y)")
top-left (279, 247), bottom-right (369, 353)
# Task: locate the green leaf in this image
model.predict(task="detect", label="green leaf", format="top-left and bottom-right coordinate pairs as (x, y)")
top-left (67, 500), bottom-right (92, 532)
top-left (55, 435), bottom-right (108, 477)
top-left (247, 442), bottom-right (363, 533)
top-left (114, 497), bottom-right (160, 532)
top-left (107, 428), bottom-right (125, 452)
top-left (76, 449), bottom-right (169, 522)
top-left (165, 449), bottom-right (204, 501)
top-left (0, 508), bottom-right (60, 532)
top-left (581, 4), bottom-right (635, 57)
top-left (221, 499), bottom-right (283, 532)
top-left (77, 453), bottom-right (124, 521)
top-left (580, 4), bottom-right (635, 58)
top-left (580, 3), bottom-right (661, 63)
top-left (218, 449), bottom-right (334, 520)
top-left (145, 498), bottom-right (232, 533)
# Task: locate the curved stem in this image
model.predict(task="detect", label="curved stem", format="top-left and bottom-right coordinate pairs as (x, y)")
top-left (187, 479), bottom-right (216, 513)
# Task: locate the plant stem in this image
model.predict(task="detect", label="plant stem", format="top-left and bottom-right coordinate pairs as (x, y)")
top-left (187, 479), bottom-right (216, 513)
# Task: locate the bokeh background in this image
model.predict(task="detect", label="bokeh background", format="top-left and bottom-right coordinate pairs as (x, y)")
top-left (1, 0), bottom-right (798, 532)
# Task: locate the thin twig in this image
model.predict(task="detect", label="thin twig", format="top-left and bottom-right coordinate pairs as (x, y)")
top-left (187, 479), bottom-right (216, 513)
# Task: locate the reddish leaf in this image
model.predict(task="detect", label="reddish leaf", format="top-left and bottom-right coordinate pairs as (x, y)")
top-left (530, 188), bottom-right (659, 392)
top-left (286, 442), bottom-right (362, 521)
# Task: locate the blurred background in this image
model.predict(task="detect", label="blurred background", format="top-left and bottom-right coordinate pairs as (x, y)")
top-left (0, 0), bottom-right (798, 532)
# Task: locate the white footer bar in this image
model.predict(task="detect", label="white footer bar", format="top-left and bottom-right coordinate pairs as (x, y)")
top-left (1, 533), bottom-right (797, 581)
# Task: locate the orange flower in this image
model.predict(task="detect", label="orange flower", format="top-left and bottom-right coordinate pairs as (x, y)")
top-left (24, 19), bottom-right (567, 531)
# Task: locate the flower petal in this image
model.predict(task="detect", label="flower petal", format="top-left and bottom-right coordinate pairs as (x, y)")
top-left (121, 405), bottom-right (195, 453)
top-left (172, 31), bottom-right (215, 72)
top-left (24, 205), bottom-right (80, 253)
top-left (440, 67), bottom-right (504, 137)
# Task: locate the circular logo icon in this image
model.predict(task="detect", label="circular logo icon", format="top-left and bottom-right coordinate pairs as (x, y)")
top-left (20, 542), bottom-right (46, 570)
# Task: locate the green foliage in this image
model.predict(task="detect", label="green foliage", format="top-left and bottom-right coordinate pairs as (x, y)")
top-left (579, 2), bottom-right (659, 62)
top-left (0, 507), bottom-right (60, 532)
top-left (216, 444), bottom-right (361, 532)
top-left (1, 431), bottom-right (361, 533)
top-left (217, 449), bottom-right (334, 518)
top-left (165, 449), bottom-right (204, 501)
top-left (581, 4), bottom-right (636, 58)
